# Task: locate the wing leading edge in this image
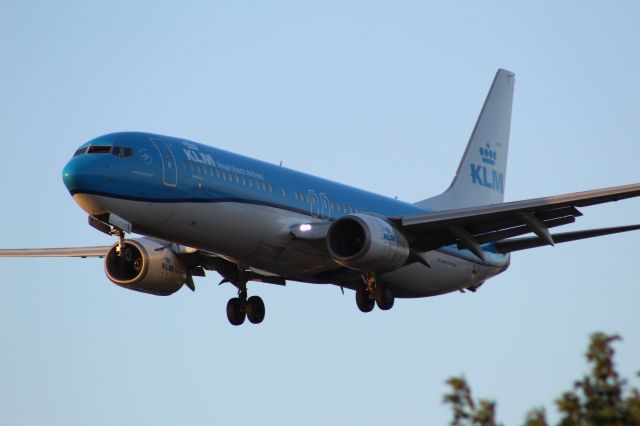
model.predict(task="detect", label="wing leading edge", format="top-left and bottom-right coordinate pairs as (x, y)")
top-left (0, 246), bottom-right (111, 258)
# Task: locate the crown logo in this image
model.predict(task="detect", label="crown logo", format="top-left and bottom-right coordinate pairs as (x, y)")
top-left (479, 143), bottom-right (496, 165)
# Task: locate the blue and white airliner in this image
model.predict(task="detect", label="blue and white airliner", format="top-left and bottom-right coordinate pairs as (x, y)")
top-left (2, 69), bottom-right (640, 325)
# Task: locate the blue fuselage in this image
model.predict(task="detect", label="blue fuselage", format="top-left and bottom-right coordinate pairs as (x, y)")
top-left (63, 132), bottom-right (509, 297)
top-left (63, 132), bottom-right (427, 218)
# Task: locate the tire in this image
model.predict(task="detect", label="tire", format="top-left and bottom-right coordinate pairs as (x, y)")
top-left (355, 287), bottom-right (375, 313)
top-left (226, 297), bottom-right (245, 326)
top-left (246, 295), bottom-right (266, 324)
top-left (375, 284), bottom-right (394, 310)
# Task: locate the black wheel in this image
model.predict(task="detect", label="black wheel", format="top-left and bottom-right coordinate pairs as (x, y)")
top-left (226, 297), bottom-right (245, 326)
top-left (375, 284), bottom-right (395, 310)
top-left (356, 287), bottom-right (375, 313)
top-left (246, 295), bottom-right (266, 324)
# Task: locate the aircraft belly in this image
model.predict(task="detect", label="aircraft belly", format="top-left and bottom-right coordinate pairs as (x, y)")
top-left (154, 202), bottom-right (280, 257)
top-left (382, 251), bottom-right (487, 297)
top-left (76, 197), bottom-right (505, 295)
top-left (81, 196), bottom-right (334, 274)
top-left (78, 194), bottom-right (173, 229)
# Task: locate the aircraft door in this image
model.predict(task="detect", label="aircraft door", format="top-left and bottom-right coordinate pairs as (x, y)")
top-left (319, 193), bottom-right (330, 219)
top-left (150, 138), bottom-right (178, 187)
top-left (308, 190), bottom-right (319, 218)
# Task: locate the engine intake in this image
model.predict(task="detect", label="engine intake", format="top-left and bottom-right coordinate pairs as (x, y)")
top-left (104, 238), bottom-right (187, 296)
top-left (327, 214), bottom-right (410, 272)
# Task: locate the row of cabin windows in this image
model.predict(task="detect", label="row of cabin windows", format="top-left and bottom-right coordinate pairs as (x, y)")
top-left (293, 191), bottom-right (361, 215)
top-left (74, 145), bottom-right (134, 158)
top-left (184, 161), bottom-right (362, 215)
top-left (184, 162), bottom-right (273, 193)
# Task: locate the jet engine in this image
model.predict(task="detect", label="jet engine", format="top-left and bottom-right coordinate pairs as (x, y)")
top-left (326, 214), bottom-right (410, 272)
top-left (104, 238), bottom-right (187, 296)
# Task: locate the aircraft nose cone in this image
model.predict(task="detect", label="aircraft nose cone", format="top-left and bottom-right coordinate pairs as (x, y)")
top-left (62, 153), bottom-right (111, 215)
top-left (62, 159), bottom-right (77, 192)
top-left (62, 156), bottom-right (92, 194)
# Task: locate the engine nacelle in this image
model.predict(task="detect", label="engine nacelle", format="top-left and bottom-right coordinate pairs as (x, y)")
top-left (104, 238), bottom-right (187, 296)
top-left (326, 214), bottom-right (410, 272)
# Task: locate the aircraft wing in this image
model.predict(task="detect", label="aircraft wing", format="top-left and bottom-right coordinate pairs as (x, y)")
top-left (494, 224), bottom-right (640, 253)
top-left (0, 246), bottom-right (111, 258)
top-left (392, 183), bottom-right (640, 260)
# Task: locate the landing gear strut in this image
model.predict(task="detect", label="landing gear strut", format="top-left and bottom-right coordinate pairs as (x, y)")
top-left (225, 281), bottom-right (266, 326)
top-left (356, 272), bottom-right (395, 312)
top-left (111, 227), bottom-right (126, 257)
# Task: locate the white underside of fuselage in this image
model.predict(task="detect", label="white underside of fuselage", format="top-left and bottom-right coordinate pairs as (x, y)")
top-left (73, 194), bottom-right (509, 298)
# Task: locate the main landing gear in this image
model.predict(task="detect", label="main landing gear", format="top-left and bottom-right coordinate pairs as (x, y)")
top-left (355, 272), bottom-right (395, 313)
top-left (204, 258), bottom-right (275, 326)
top-left (226, 282), bottom-right (266, 326)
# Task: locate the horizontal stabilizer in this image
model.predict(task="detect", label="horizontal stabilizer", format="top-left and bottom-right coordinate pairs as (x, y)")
top-left (494, 224), bottom-right (640, 253)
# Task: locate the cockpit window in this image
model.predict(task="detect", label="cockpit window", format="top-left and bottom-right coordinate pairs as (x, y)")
top-left (73, 147), bottom-right (87, 157)
top-left (87, 145), bottom-right (112, 154)
top-left (113, 146), bottom-right (134, 158)
top-left (75, 145), bottom-right (134, 158)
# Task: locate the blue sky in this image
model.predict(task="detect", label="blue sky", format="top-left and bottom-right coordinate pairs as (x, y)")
top-left (1, 1), bottom-right (639, 425)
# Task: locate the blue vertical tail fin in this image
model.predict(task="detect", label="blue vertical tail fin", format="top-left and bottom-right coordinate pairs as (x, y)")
top-left (417, 69), bottom-right (515, 210)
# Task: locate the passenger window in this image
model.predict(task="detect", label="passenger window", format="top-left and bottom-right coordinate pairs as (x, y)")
top-left (235, 175), bottom-right (240, 184)
top-left (268, 183), bottom-right (273, 193)
top-left (215, 169), bottom-right (221, 178)
top-left (281, 187), bottom-right (286, 197)
top-left (242, 177), bottom-right (247, 186)
top-left (248, 179), bottom-right (254, 188)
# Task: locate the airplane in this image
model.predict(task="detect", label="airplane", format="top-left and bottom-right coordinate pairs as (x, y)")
top-left (2, 69), bottom-right (640, 326)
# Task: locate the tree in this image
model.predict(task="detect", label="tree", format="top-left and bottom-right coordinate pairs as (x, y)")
top-left (443, 376), bottom-right (499, 426)
top-left (444, 332), bottom-right (640, 425)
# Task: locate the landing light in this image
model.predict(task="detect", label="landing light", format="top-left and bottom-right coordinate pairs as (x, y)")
top-left (299, 224), bottom-right (312, 232)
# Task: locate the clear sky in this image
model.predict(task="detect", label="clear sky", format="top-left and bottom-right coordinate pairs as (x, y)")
top-left (1, 1), bottom-right (639, 425)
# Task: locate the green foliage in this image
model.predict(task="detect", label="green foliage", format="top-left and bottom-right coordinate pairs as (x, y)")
top-left (444, 332), bottom-right (640, 426)
top-left (523, 408), bottom-right (548, 426)
top-left (443, 376), bottom-right (499, 426)
top-left (556, 332), bottom-right (640, 425)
